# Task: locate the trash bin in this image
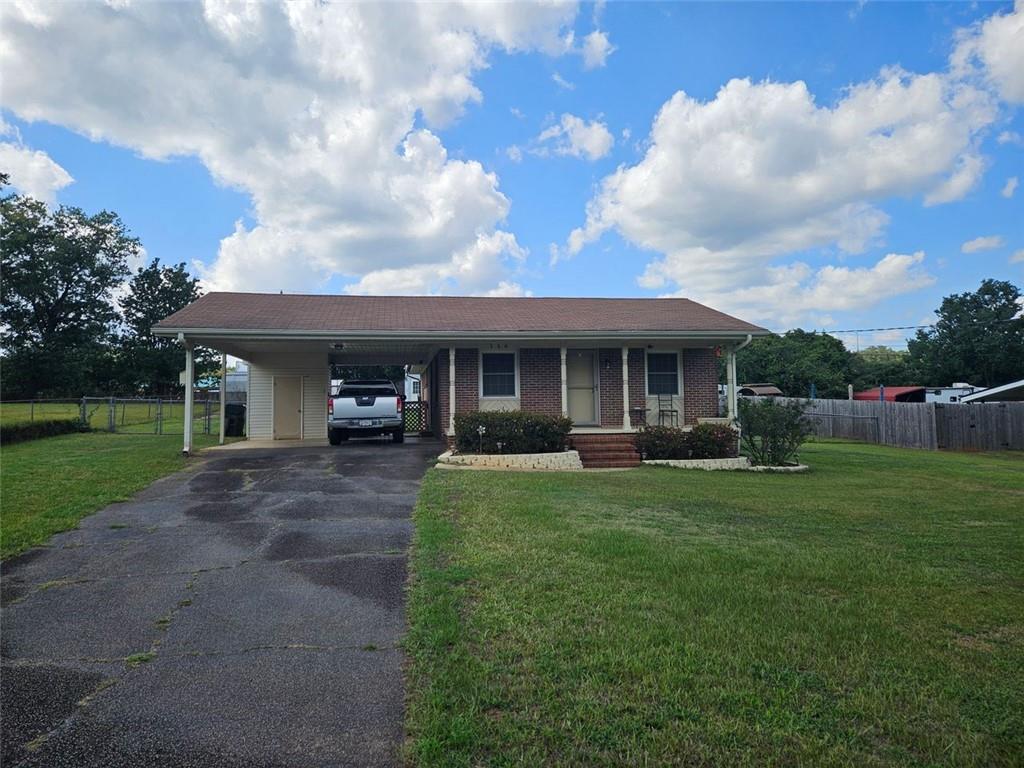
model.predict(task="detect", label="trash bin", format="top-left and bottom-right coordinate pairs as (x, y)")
top-left (225, 403), bottom-right (246, 437)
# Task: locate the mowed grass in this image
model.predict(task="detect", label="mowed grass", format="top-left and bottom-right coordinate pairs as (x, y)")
top-left (0, 400), bottom-right (220, 434)
top-left (405, 441), bottom-right (1024, 767)
top-left (1, 432), bottom-right (218, 559)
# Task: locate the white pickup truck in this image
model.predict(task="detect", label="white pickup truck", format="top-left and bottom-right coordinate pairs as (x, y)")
top-left (328, 379), bottom-right (405, 445)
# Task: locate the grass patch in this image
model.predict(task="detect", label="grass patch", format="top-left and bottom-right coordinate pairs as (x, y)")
top-left (405, 441), bottom-right (1024, 767)
top-left (0, 432), bottom-right (218, 559)
top-left (125, 651), bottom-right (156, 668)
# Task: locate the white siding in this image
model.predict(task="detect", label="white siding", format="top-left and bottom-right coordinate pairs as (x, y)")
top-left (245, 353), bottom-right (329, 440)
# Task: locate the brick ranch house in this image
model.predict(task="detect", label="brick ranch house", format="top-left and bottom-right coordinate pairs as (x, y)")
top-left (154, 294), bottom-right (768, 463)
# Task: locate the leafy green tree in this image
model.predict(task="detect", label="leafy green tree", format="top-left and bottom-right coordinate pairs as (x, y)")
top-left (908, 280), bottom-right (1024, 387)
top-left (119, 259), bottom-right (212, 395)
top-left (736, 329), bottom-right (854, 398)
top-left (851, 346), bottom-right (914, 390)
top-left (1, 188), bottom-right (137, 397)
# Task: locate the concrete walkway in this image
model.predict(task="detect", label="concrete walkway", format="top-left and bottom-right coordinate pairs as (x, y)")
top-left (1, 439), bottom-right (438, 767)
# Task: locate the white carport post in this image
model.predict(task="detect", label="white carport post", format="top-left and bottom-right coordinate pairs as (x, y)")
top-left (560, 347), bottom-right (568, 417)
top-left (621, 346), bottom-right (631, 431)
top-left (218, 352), bottom-right (227, 445)
top-left (183, 342), bottom-right (195, 455)
top-left (448, 347), bottom-right (456, 437)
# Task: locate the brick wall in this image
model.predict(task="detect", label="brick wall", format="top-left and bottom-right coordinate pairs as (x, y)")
top-left (455, 348), bottom-right (479, 416)
top-left (436, 348), bottom-right (480, 437)
top-left (437, 350), bottom-right (449, 436)
top-left (682, 348), bottom-right (719, 424)
top-left (520, 348), bottom-right (562, 416)
top-left (598, 348), bottom-right (623, 428)
top-left (628, 348), bottom-right (646, 412)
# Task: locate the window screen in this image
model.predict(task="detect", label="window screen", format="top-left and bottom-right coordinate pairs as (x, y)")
top-left (481, 353), bottom-right (516, 397)
top-left (647, 353), bottom-right (678, 395)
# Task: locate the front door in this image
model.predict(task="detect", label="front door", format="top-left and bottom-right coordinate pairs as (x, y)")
top-left (566, 350), bottom-right (598, 425)
top-left (273, 375), bottom-right (302, 439)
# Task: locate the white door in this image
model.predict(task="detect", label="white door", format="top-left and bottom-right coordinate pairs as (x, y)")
top-left (566, 350), bottom-right (598, 425)
top-left (273, 376), bottom-right (302, 439)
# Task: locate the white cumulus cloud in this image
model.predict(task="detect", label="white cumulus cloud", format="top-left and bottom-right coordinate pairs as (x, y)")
top-left (536, 113), bottom-right (614, 161)
top-left (961, 235), bottom-right (1005, 253)
top-left (564, 68), bottom-right (997, 322)
top-left (952, 0), bottom-right (1024, 104)
top-left (581, 30), bottom-right (614, 69)
top-left (0, 1), bottom-right (580, 294)
top-left (0, 122), bottom-right (73, 206)
top-left (1002, 176), bottom-right (1019, 198)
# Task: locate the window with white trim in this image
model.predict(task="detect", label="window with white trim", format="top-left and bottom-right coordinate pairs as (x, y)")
top-left (646, 352), bottom-right (679, 395)
top-left (481, 352), bottom-right (516, 397)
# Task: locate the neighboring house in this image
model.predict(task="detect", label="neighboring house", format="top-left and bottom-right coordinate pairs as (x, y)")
top-left (854, 386), bottom-right (927, 403)
top-left (405, 372), bottom-right (421, 403)
top-left (960, 378), bottom-right (1024, 403)
top-left (154, 294), bottom-right (768, 455)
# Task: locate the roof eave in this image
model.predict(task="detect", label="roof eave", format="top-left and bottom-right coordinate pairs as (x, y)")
top-left (151, 326), bottom-right (770, 341)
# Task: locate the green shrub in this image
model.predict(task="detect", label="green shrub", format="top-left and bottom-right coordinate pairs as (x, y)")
top-left (738, 398), bottom-right (812, 466)
top-left (687, 422), bottom-right (739, 459)
top-left (453, 411), bottom-right (572, 454)
top-left (635, 423), bottom-right (738, 460)
top-left (634, 425), bottom-right (689, 459)
top-left (0, 418), bottom-right (89, 446)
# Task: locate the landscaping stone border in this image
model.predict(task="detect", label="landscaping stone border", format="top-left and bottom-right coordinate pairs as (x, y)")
top-left (643, 457), bottom-right (810, 472)
top-left (643, 457), bottom-right (752, 471)
top-left (437, 450), bottom-right (583, 471)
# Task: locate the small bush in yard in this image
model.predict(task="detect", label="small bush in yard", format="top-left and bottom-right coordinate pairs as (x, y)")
top-left (687, 423), bottom-right (739, 459)
top-left (634, 424), bottom-right (738, 460)
top-left (0, 418), bottom-right (89, 446)
top-left (634, 425), bottom-right (689, 459)
top-left (738, 398), bottom-right (812, 466)
top-left (453, 411), bottom-right (572, 454)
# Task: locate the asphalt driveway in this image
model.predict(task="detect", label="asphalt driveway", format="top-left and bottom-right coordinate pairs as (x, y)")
top-left (1, 439), bottom-right (438, 767)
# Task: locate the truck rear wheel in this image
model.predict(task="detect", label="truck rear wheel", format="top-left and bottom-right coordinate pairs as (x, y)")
top-left (328, 429), bottom-right (348, 446)
top-left (392, 429), bottom-right (405, 444)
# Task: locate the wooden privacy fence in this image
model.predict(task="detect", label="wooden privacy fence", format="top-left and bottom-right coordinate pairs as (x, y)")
top-left (746, 396), bottom-right (1024, 451)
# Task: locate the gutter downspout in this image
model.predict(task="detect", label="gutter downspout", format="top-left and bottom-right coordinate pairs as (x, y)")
top-left (727, 334), bottom-right (753, 423)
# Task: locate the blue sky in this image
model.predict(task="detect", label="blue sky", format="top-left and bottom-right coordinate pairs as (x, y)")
top-left (1, 1), bottom-right (1021, 349)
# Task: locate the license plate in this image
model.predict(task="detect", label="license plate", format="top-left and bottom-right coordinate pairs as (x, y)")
top-left (359, 419), bottom-right (373, 427)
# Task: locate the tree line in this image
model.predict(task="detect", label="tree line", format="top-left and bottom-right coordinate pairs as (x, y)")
top-left (1, 175), bottom-right (216, 400)
top-left (735, 279), bottom-right (1024, 398)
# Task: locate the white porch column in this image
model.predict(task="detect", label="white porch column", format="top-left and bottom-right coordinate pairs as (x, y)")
top-left (621, 346), bottom-right (631, 431)
top-left (218, 352), bottom-right (227, 445)
top-left (560, 347), bottom-right (568, 417)
top-left (448, 347), bottom-right (456, 437)
top-left (726, 346), bottom-right (738, 422)
top-left (183, 343), bottom-right (195, 455)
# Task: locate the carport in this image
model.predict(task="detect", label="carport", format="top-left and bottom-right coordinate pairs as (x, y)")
top-left (152, 332), bottom-right (437, 455)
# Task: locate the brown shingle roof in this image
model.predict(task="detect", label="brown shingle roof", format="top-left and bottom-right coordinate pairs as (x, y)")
top-left (155, 293), bottom-right (767, 335)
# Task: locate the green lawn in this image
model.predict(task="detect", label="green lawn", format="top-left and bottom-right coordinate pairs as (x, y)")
top-left (0, 432), bottom-right (218, 559)
top-left (405, 441), bottom-right (1024, 767)
top-left (0, 400), bottom-right (220, 434)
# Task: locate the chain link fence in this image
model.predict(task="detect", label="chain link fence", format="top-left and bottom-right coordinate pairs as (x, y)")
top-left (0, 395), bottom-right (246, 436)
